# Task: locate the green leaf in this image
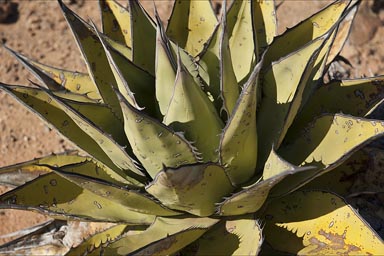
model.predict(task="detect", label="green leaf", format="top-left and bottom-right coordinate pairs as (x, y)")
top-left (59, 0), bottom-right (123, 119)
top-left (326, 4), bottom-right (358, 65)
top-left (86, 217), bottom-right (219, 255)
top-left (46, 160), bottom-right (132, 187)
top-left (128, 0), bottom-right (156, 75)
top-left (154, 13), bottom-right (177, 116)
top-left (4, 46), bottom-right (100, 101)
top-left (303, 147), bottom-right (384, 197)
top-left (67, 224), bottom-right (131, 256)
top-left (264, 0), bottom-right (351, 66)
top-left (263, 190), bottom-right (384, 255)
top-left (0, 152), bottom-right (83, 187)
top-left (226, 0), bottom-right (257, 82)
top-left (287, 76), bottom-right (384, 141)
top-left (163, 53), bottom-right (223, 162)
top-left (50, 164), bottom-right (180, 216)
top-left (167, 0), bottom-right (217, 57)
top-left (197, 4), bottom-right (239, 120)
top-left (281, 114), bottom-right (384, 166)
top-left (0, 84), bottom-right (144, 185)
top-left (257, 34), bottom-right (327, 168)
top-left (217, 167), bottom-right (311, 216)
top-left (146, 163), bottom-right (234, 217)
top-left (275, 114), bottom-right (384, 197)
top-left (252, 0), bottom-right (277, 55)
top-left (185, 215), bottom-right (263, 255)
top-left (219, 60), bottom-right (262, 185)
top-left (93, 22), bottom-right (157, 116)
top-left (99, 0), bottom-right (130, 48)
top-left (119, 92), bottom-right (199, 178)
top-left (0, 173), bottom-right (155, 223)
top-left (263, 148), bottom-right (297, 180)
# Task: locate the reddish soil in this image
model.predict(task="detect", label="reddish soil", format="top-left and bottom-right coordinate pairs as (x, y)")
top-left (0, 0), bottom-right (383, 245)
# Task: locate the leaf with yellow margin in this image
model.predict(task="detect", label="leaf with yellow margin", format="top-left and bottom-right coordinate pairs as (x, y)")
top-left (263, 190), bottom-right (384, 255)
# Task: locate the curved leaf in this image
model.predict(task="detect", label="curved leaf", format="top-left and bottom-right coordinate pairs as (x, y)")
top-left (146, 163), bottom-right (234, 217)
top-left (219, 60), bottom-right (262, 185)
top-left (166, 0), bottom-right (217, 57)
top-left (85, 217), bottom-right (219, 255)
top-left (119, 93), bottom-right (199, 178)
top-left (0, 152), bottom-right (83, 187)
top-left (263, 190), bottom-right (384, 255)
top-left (186, 215), bottom-right (263, 255)
top-left (163, 53), bottom-right (223, 162)
top-left (99, 0), bottom-right (131, 48)
top-left (0, 173), bottom-right (155, 224)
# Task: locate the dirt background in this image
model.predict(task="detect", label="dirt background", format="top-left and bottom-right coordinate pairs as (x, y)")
top-left (0, 0), bottom-right (383, 245)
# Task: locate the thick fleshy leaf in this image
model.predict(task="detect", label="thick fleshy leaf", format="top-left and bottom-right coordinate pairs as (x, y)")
top-left (119, 93), bottom-right (199, 178)
top-left (99, 0), bottom-right (130, 48)
top-left (166, 0), bottom-right (217, 57)
top-left (163, 54), bottom-right (223, 162)
top-left (263, 190), bottom-right (384, 255)
top-left (93, 22), bottom-right (157, 115)
top-left (0, 152), bottom-right (83, 187)
top-left (128, 0), bottom-right (156, 75)
top-left (264, 0), bottom-right (351, 65)
top-left (66, 224), bottom-right (131, 256)
top-left (275, 114), bottom-right (384, 197)
top-left (154, 12), bottom-right (176, 116)
top-left (263, 148), bottom-right (297, 180)
top-left (4, 46), bottom-right (100, 101)
top-left (146, 163), bottom-right (234, 217)
top-left (257, 35), bottom-right (327, 167)
top-left (50, 164), bottom-right (180, 216)
top-left (217, 167), bottom-right (311, 216)
top-left (66, 224), bottom-right (146, 256)
top-left (281, 114), bottom-right (384, 166)
top-left (226, 0), bottom-right (257, 82)
top-left (252, 0), bottom-right (277, 55)
top-left (303, 147), bottom-right (384, 197)
top-left (287, 76), bottom-right (384, 141)
top-left (45, 160), bottom-right (132, 187)
top-left (84, 217), bottom-right (219, 255)
top-left (185, 215), bottom-right (263, 255)
top-left (0, 84), bottom-right (144, 184)
top-left (219, 60), bottom-right (262, 185)
top-left (59, 0), bottom-right (123, 119)
top-left (326, 4), bottom-right (358, 65)
top-left (197, 3), bottom-right (239, 120)
top-left (0, 173), bottom-right (155, 223)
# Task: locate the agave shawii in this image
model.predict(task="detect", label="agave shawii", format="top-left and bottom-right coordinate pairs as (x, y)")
top-left (0, 0), bottom-right (384, 254)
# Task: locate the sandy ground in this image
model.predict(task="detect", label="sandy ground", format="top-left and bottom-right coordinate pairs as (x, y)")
top-left (0, 0), bottom-right (383, 244)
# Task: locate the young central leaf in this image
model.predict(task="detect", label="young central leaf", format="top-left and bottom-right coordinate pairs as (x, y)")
top-left (163, 54), bottom-right (223, 162)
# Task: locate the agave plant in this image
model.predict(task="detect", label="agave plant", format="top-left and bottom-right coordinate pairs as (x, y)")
top-left (0, 0), bottom-right (383, 254)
